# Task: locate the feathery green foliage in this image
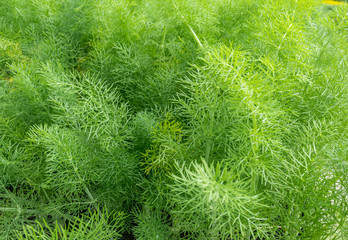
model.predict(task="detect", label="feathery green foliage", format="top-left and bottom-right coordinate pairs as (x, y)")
top-left (17, 208), bottom-right (126, 240)
top-left (0, 0), bottom-right (347, 239)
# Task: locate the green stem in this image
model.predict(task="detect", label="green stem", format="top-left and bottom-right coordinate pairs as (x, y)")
top-left (187, 24), bottom-right (203, 48)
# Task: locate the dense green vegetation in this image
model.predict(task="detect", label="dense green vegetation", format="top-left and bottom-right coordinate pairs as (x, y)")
top-left (0, 0), bottom-right (347, 239)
